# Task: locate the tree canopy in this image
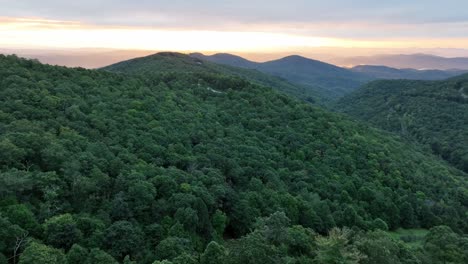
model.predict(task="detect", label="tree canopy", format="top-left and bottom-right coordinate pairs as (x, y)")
top-left (336, 76), bottom-right (468, 173)
top-left (0, 54), bottom-right (466, 263)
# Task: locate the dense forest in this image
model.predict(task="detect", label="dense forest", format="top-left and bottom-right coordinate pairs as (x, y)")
top-left (191, 53), bottom-right (370, 101)
top-left (336, 76), bottom-right (468, 173)
top-left (0, 55), bottom-right (467, 263)
top-left (103, 52), bottom-right (320, 104)
top-left (191, 53), bottom-right (467, 103)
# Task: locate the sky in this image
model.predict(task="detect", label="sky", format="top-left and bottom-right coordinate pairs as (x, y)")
top-left (1, 0), bottom-right (468, 66)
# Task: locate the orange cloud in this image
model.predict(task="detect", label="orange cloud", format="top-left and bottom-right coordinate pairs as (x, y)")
top-left (2, 16), bottom-right (468, 53)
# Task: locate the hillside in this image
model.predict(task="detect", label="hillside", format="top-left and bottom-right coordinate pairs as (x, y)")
top-left (1, 55), bottom-right (467, 263)
top-left (191, 53), bottom-right (371, 100)
top-left (257, 55), bottom-right (370, 99)
top-left (190, 52), bottom-right (257, 68)
top-left (191, 53), bottom-right (468, 102)
top-left (103, 52), bottom-right (320, 103)
top-left (336, 74), bottom-right (468, 173)
top-left (351, 65), bottom-right (467, 80)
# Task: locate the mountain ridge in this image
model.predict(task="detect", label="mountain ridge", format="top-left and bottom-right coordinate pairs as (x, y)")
top-left (191, 52), bottom-right (370, 100)
top-left (333, 53), bottom-right (468, 70)
top-left (350, 65), bottom-right (467, 80)
top-left (102, 52), bottom-right (322, 103)
top-left (190, 53), bottom-right (468, 101)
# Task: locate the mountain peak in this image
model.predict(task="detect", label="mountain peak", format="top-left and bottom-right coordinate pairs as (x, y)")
top-left (280, 55), bottom-right (309, 60)
top-left (151, 51), bottom-right (186, 57)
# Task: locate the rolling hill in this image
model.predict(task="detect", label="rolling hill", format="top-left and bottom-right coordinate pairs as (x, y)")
top-left (102, 52), bottom-right (321, 103)
top-left (1, 54), bottom-right (467, 263)
top-left (336, 74), bottom-right (468, 173)
top-left (104, 52), bottom-right (468, 105)
top-left (190, 52), bottom-right (257, 68)
top-left (191, 53), bottom-right (371, 100)
top-left (192, 53), bottom-right (468, 102)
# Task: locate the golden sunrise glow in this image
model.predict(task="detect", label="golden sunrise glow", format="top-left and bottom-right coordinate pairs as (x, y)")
top-left (2, 17), bottom-right (468, 53)
top-left (0, 17), bottom-right (334, 52)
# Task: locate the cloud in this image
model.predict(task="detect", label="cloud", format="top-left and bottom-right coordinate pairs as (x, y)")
top-left (2, 16), bottom-right (468, 53)
top-left (1, 0), bottom-right (468, 51)
top-left (2, 1), bottom-right (468, 26)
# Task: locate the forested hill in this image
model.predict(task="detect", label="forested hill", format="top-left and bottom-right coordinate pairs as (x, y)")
top-left (336, 74), bottom-right (468, 173)
top-left (1, 55), bottom-right (467, 263)
top-left (191, 53), bottom-right (370, 101)
top-left (102, 52), bottom-right (321, 103)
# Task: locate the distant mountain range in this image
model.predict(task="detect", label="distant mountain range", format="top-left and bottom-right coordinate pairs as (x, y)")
top-left (191, 53), bottom-right (369, 100)
top-left (191, 53), bottom-right (468, 100)
top-left (102, 52), bottom-right (322, 103)
top-left (101, 52), bottom-right (468, 104)
top-left (350, 65), bottom-right (467, 80)
top-left (332, 53), bottom-right (468, 70)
